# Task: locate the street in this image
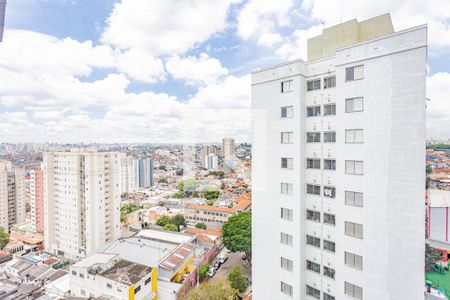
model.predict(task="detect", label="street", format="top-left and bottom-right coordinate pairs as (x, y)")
top-left (209, 251), bottom-right (252, 284)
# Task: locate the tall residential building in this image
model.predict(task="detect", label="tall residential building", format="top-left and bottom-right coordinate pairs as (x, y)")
top-left (205, 153), bottom-right (219, 170)
top-left (200, 145), bottom-right (217, 169)
top-left (0, 159), bottom-right (12, 171)
top-left (43, 149), bottom-right (121, 260)
top-left (138, 157), bottom-right (154, 188)
top-left (252, 14), bottom-right (426, 300)
top-left (120, 154), bottom-right (138, 193)
top-left (222, 137), bottom-right (236, 168)
top-left (30, 168), bottom-right (44, 232)
top-left (0, 0), bottom-right (5, 42)
top-left (0, 168), bottom-right (25, 232)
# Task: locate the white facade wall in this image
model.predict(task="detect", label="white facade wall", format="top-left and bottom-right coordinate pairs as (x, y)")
top-left (0, 169), bottom-right (25, 232)
top-left (43, 150), bottom-right (121, 260)
top-left (252, 25), bottom-right (426, 300)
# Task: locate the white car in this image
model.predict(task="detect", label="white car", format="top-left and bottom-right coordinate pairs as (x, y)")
top-left (207, 267), bottom-right (216, 277)
top-left (218, 255), bottom-right (228, 264)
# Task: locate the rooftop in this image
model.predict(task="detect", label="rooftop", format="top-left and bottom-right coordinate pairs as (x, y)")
top-left (428, 189), bottom-right (450, 207)
top-left (101, 259), bottom-right (151, 285)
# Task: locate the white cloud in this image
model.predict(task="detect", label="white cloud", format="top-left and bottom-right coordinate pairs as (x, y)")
top-left (101, 0), bottom-right (234, 55)
top-left (165, 53), bottom-right (228, 85)
top-left (116, 49), bottom-right (166, 83)
top-left (275, 25), bottom-right (322, 60)
top-left (427, 72), bottom-right (450, 139)
top-left (237, 0), bottom-right (295, 44)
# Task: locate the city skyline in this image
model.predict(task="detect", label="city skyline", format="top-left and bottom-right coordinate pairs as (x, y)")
top-left (0, 0), bottom-right (449, 143)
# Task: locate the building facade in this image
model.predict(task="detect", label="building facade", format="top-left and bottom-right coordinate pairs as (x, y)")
top-left (222, 137), bottom-right (236, 168)
top-left (30, 169), bottom-right (44, 232)
top-left (119, 154), bottom-right (138, 194)
top-left (43, 149), bottom-right (121, 260)
top-left (205, 153), bottom-right (219, 170)
top-left (138, 157), bottom-right (154, 188)
top-left (0, 168), bottom-right (25, 232)
top-left (252, 15), bottom-right (426, 300)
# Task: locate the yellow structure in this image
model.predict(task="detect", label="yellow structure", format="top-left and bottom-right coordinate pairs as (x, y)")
top-left (170, 255), bottom-right (195, 283)
top-left (307, 13), bottom-right (394, 61)
top-left (128, 284), bottom-right (135, 300)
top-left (151, 268), bottom-right (158, 300)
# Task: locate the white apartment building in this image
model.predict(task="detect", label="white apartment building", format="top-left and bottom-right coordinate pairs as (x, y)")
top-left (252, 14), bottom-right (426, 300)
top-left (205, 153), bottom-right (219, 170)
top-left (43, 149), bottom-right (121, 260)
top-left (119, 154), bottom-right (138, 194)
top-left (0, 168), bottom-right (25, 232)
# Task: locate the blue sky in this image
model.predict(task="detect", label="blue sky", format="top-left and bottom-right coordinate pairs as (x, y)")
top-left (0, 0), bottom-right (449, 143)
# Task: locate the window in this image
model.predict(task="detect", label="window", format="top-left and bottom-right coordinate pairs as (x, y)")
top-left (324, 159), bottom-right (336, 170)
top-left (324, 213), bottom-right (335, 226)
top-left (281, 158), bottom-right (293, 169)
top-left (281, 132), bottom-right (294, 144)
top-left (307, 184), bottom-right (320, 195)
top-left (345, 160), bottom-right (364, 175)
top-left (135, 285), bottom-right (141, 294)
top-left (107, 283), bottom-right (112, 288)
top-left (281, 257), bottom-right (293, 271)
top-left (306, 210), bottom-right (320, 222)
top-left (306, 285), bottom-right (320, 299)
top-left (306, 260), bottom-right (320, 273)
top-left (281, 281), bottom-right (293, 296)
top-left (324, 76), bottom-right (336, 89)
top-left (307, 79), bottom-right (321, 91)
top-left (346, 129), bottom-right (364, 143)
top-left (323, 186), bottom-right (336, 198)
top-left (323, 240), bottom-right (335, 252)
top-left (72, 271), bottom-right (77, 276)
top-left (345, 282), bottom-right (363, 300)
top-left (323, 266), bottom-right (335, 279)
top-left (307, 106), bottom-right (321, 117)
top-left (345, 221), bottom-right (364, 239)
top-left (281, 232), bottom-right (293, 246)
top-left (281, 80), bottom-right (293, 93)
top-left (281, 183), bottom-right (293, 195)
top-left (145, 277), bottom-right (151, 285)
top-left (346, 97), bottom-right (364, 113)
top-left (345, 65), bottom-right (364, 81)
top-left (281, 106), bottom-right (294, 118)
top-left (324, 104), bottom-right (336, 116)
top-left (345, 191), bottom-right (364, 207)
top-left (281, 208), bottom-right (293, 221)
top-left (306, 235), bottom-right (320, 248)
top-left (345, 251), bottom-right (363, 270)
top-left (79, 273), bottom-right (85, 278)
top-left (306, 158), bottom-right (320, 169)
top-left (324, 293), bottom-right (335, 300)
top-left (324, 131), bottom-right (336, 143)
top-left (307, 132), bottom-right (321, 143)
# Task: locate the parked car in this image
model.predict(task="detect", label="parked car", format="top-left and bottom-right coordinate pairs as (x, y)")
top-left (218, 254), bottom-right (228, 264)
top-left (207, 267), bottom-right (216, 277)
top-left (242, 253), bottom-right (248, 260)
top-left (213, 261), bottom-right (220, 269)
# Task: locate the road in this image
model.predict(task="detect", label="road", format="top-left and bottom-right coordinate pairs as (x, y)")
top-left (209, 251), bottom-right (252, 284)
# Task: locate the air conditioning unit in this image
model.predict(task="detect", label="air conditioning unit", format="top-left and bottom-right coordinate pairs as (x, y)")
top-left (313, 204), bottom-right (316, 209)
top-left (328, 123), bottom-right (331, 129)
top-left (314, 231), bottom-right (317, 235)
top-left (314, 152), bottom-right (317, 157)
top-left (328, 234), bottom-right (331, 238)
top-left (327, 262), bottom-right (331, 266)
top-left (313, 178), bottom-right (317, 183)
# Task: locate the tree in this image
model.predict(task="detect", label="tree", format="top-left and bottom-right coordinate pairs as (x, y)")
top-left (178, 180), bottom-right (185, 192)
top-left (198, 264), bottom-right (209, 281)
top-left (0, 227), bottom-right (9, 249)
top-left (227, 266), bottom-right (248, 293)
top-left (196, 222), bottom-right (207, 230)
top-left (205, 190), bottom-right (220, 200)
top-left (426, 165), bottom-right (433, 174)
top-left (156, 216), bottom-right (172, 227)
top-left (164, 223), bottom-right (178, 231)
top-left (206, 199), bottom-right (215, 206)
top-left (426, 243), bottom-right (442, 268)
top-left (184, 278), bottom-right (237, 300)
top-left (222, 212), bottom-right (251, 262)
top-left (171, 214), bottom-right (186, 230)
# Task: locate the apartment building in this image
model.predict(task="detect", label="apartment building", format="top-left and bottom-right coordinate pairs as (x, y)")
top-left (138, 157), bottom-right (154, 188)
top-left (222, 137), bottom-right (236, 168)
top-left (43, 149), bottom-right (121, 260)
top-left (0, 168), bottom-right (25, 232)
top-left (205, 153), bottom-right (219, 170)
top-left (119, 154), bottom-right (138, 194)
top-left (30, 169), bottom-right (44, 232)
top-left (252, 14), bottom-right (426, 300)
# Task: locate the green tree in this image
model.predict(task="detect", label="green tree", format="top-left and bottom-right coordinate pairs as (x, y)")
top-left (198, 264), bottom-right (210, 281)
top-left (164, 223), bottom-right (178, 231)
top-left (426, 243), bottom-right (442, 267)
top-left (222, 212), bottom-right (252, 262)
top-left (206, 199), bottom-right (215, 206)
top-left (196, 222), bottom-right (207, 230)
top-left (426, 165), bottom-right (433, 174)
top-left (227, 265), bottom-right (248, 293)
top-left (156, 216), bottom-right (172, 227)
top-left (0, 227), bottom-right (9, 249)
top-left (184, 278), bottom-right (237, 300)
top-left (205, 190), bottom-right (220, 200)
top-left (171, 214), bottom-right (186, 230)
top-left (178, 180), bottom-right (185, 192)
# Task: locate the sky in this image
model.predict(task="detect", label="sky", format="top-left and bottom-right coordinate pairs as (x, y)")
top-left (0, 0), bottom-right (449, 143)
